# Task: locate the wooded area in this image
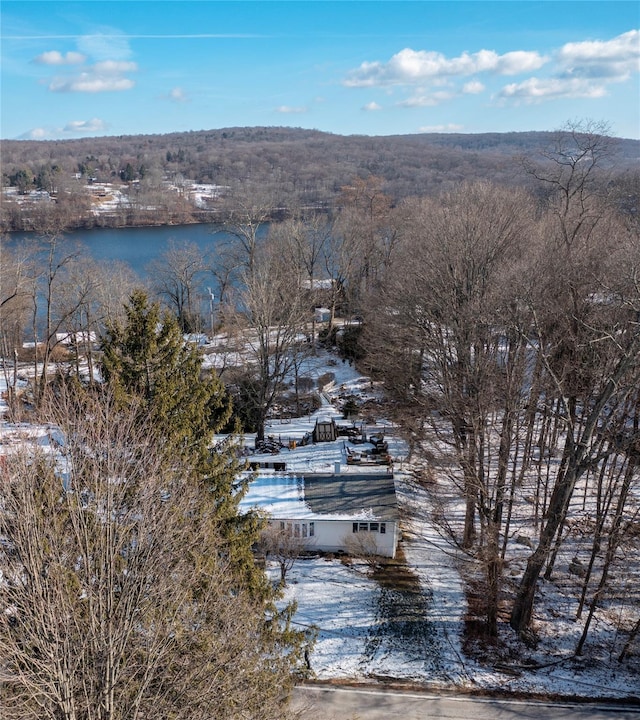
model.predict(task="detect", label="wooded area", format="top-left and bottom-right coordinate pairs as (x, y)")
top-left (2, 124), bottom-right (638, 232)
top-left (0, 298), bottom-right (306, 719)
top-left (1, 121), bottom-right (640, 708)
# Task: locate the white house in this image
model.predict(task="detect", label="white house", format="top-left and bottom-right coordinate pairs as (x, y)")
top-left (239, 471), bottom-right (399, 558)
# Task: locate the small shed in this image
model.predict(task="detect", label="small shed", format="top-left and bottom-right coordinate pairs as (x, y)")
top-left (313, 418), bottom-right (337, 443)
top-left (314, 307), bottom-right (331, 323)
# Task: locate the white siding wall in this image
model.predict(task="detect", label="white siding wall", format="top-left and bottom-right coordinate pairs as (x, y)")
top-left (277, 518), bottom-right (398, 558)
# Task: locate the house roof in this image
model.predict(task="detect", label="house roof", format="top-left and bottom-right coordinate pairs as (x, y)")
top-left (304, 473), bottom-right (398, 521)
top-left (240, 472), bottom-right (398, 522)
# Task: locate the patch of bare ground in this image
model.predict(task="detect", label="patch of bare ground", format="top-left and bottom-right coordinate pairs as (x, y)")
top-left (462, 573), bottom-right (522, 666)
top-left (371, 546), bottom-right (423, 592)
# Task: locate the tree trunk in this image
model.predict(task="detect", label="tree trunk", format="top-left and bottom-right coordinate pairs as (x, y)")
top-left (575, 452), bottom-right (635, 655)
top-left (619, 615), bottom-right (640, 662)
top-left (510, 346), bottom-right (639, 635)
top-left (486, 520), bottom-right (501, 637)
top-left (510, 455), bottom-right (581, 633)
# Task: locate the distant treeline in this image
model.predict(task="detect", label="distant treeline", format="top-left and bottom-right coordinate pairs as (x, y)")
top-left (2, 125), bottom-right (638, 231)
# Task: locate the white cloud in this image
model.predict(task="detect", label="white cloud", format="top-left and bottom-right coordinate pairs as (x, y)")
top-left (344, 47), bottom-right (547, 87)
top-left (34, 29), bottom-right (138, 95)
top-left (48, 60), bottom-right (138, 93)
top-left (34, 50), bottom-right (86, 65)
top-left (398, 90), bottom-right (454, 107)
top-left (20, 127), bottom-right (49, 139)
top-left (495, 50), bottom-right (549, 75)
top-left (77, 32), bottom-right (133, 61)
top-left (344, 28), bottom-right (638, 110)
top-left (63, 118), bottom-right (107, 133)
top-left (93, 60), bottom-right (137, 74)
top-left (18, 118), bottom-right (108, 140)
top-left (418, 124), bottom-right (464, 133)
top-left (462, 80), bottom-right (485, 94)
top-left (496, 29), bottom-right (639, 105)
top-left (362, 101), bottom-right (382, 111)
top-left (499, 77), bottom-right (608, 102)
top-left (557, 29), bottom-right (640, 80)
top-left (275, 105), bottom-right (308, 114)
top-left (50, 74), bottom-right (135, 93)
top-left (168, 87), bottom-right (189, 103)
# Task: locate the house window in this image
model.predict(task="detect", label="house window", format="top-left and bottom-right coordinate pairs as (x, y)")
top-left (294, 524), bottom-right (300, 538)
top-left (302, 523), bottom-right (308, 538)
top-left (280, 521), bottom-right (285, 531)
top-left (309, 522), bottom-right (315, 537)
top-left (354, 522), bottom-right (386, 533)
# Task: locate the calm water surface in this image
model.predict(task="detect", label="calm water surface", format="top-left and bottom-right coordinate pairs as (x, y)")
top-left (7, 223), bottom-right (233, 277)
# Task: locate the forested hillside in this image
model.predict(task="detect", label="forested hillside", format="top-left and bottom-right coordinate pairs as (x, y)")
top-left (2, 126), bottom-right (638, 231)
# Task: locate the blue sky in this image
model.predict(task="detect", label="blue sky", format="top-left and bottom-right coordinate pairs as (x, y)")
top-left (2, 1), bottom-right (639, 140)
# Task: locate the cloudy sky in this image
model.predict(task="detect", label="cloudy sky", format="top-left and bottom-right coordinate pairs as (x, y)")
top-left (2, 1), bottom-right (638, 140)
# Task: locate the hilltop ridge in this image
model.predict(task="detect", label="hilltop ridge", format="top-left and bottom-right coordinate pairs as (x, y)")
top-left (3, 126), bottom-right (638, 202)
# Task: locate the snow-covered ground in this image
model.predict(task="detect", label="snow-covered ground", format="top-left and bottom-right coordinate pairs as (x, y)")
top-left (240, 352), bottom-right (640, 701)
top-left (2, 351), bottom-right (639, 701)
top-left (2, 180), bottom-right (223, 216)
top-left (276, 469), bottom-right (640, 699)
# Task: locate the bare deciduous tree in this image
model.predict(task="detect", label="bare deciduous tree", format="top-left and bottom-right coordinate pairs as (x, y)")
top-left (333, 176), bottom-right (395, 316)
top-left (218, 179), bottom-right (282, 276)
top-left (364, 181), bottom-right (536, 635)
top-left (0, 387), bottom-right (304, 720)
top-left (259, 522), bottom-right (307, 586)
top-left (147, 239), bottom-right (209, 332)
top-left (510, 122), bottom-right (640, 636)
top-left (0, 241), bottom-right (33, 416)
top-left (229, 234), bottom-right (310, 441)
top-left (26, 233), bottom-right (85, 405)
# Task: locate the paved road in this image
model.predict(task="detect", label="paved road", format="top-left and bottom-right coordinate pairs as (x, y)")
top-left (293, 684), bottom-right (640, 719)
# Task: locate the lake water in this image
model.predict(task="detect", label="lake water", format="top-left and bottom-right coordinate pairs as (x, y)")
top-left (7, 223), bottom-right (237, 278)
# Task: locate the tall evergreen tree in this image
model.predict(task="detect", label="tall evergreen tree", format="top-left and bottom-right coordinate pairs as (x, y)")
top-left (100, 290), bottom-right (258, 589)
top-left (101, 289), bottom-right (231, 452)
